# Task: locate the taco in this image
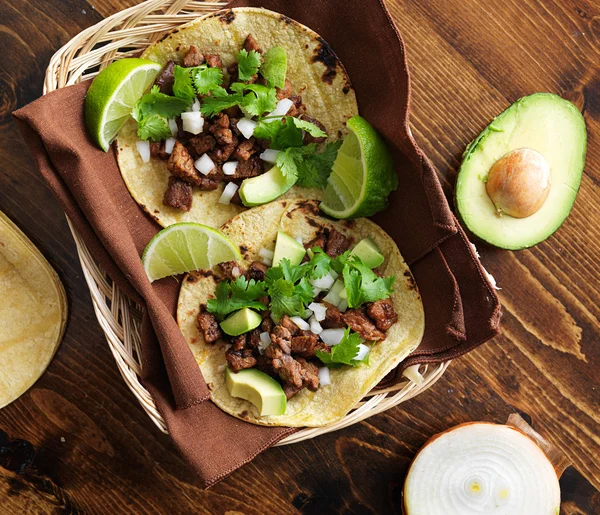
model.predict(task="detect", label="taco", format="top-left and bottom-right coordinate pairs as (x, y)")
top-left (177, 200), bottom-right (424, 427)
top-left (116, 8), bottom-right (358, 228)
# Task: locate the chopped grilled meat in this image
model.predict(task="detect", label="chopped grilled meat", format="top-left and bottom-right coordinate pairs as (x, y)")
top-left (197, 309), bottom-right (222, 343)
top-left (226, 348), bottom-right (257, 372)
top-left (255, 137), bottom-right (271, 150)
top-left (163, 177), bottom-right (193, 211)
top-left (325, 229), bottom-right (353, 258)
top-left (297, 358), bottom-right (320, 391)
top-left (230, 189), bottom-right (244, 206)
top-left (218, 260), bottom-right (244, 281)
top-left (243, 34), bottom-right (262, 54)
top-left (367, 298), bottom-right (398, 331)
top-left (222, 155), bottom-right (263, 180)
top-left (305, 232), bottom-right (327, 252)
top-left (279, 315), bottom-right (300, 336)
top-left (183, 45), bottom-right (204, 67)
top-left (268, 325), bottom-right (292, 355)
top-left (209, 143), bottom-right (237, 163)
top-left (291, 334), bottom-right (328, 358)
top-left (255, 354), bottom-right (276, 376)
top-left (213, 127), bottom-right (234, 146)
top-left (301, 115), bottom-right (327, 144)
top-left (276, 78), bottom-right (294, 100)
top-left (205, 53), bottom-right (223, 68)
top-left (154, 60), bottom-right (175, 94)
top-left (287, 94), bottom-right (305, 117)
top-left (260, 315), bottom-right (274, 334)
top-left (271, 354), bottom-right (303, 388)
top-left (231, 334), bottom-right (246, 351)
top-left (150, 141), bottom-right (169, 160)
top-left (247, 261), bottom-right (268, 281)
top-left (247, 328), bottom-right (262, 350)
top-left (187, 134), bottom-right (216, 156)
top-left (343, 307), bottom-right (386, 341)
top-left (282, 383), bottom-right (302, 400)
top-left (321, 302), bottom-right (346, 329)
top-left (168, 142), bottom-right (200, 184)
top-left (224, 105), bottom-right (243, 118)
top-left (234, 138), bottom-right (258, 161)
top-left (210, 112), bottom-right (230, 130)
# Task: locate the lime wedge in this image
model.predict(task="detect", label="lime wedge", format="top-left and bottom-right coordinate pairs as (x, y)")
top-left (320, 116), bottom-right (398, 219)
top-left (85, 58), bottom-right (162, 151)
top-left (142, 223), bottom-right (242, 282)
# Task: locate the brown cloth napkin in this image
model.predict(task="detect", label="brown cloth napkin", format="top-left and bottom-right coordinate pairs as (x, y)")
top-left (13, 0), bottom-right (500, 488)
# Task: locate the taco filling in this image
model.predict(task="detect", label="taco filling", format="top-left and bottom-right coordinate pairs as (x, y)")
top-left (196, 227), bottom-right (398, 403)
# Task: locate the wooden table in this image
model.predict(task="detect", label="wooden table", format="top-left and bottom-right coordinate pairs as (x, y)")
top-left (1, 1), bottom-right (598, 513)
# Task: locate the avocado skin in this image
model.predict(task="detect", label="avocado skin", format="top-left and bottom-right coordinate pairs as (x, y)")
top-left (455, 93), bottom-right (587, 250)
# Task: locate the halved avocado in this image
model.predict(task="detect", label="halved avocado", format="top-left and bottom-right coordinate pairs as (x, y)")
top-left (455, 93), bottom-right (586, 250)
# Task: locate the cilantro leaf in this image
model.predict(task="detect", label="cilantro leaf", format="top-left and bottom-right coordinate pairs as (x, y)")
top-left (276, 147), bottom-right (302, 179)
top-left (306, 247), bottom-right (331, 279)
top-left (342, 256), bottom-right (395, 308)
top-left (265, 258), bottom-right (314, 321)
top-left (260, 46), bottom-right (287, 89)
top-left (331, 250), bottom-right (351, 274)
top-left (237, 49), bottom-right (262, 81)
top-left (292, 117), bottom-right (327, 138)
top-left (206, 276), bottom-right (267, 320)
top-left (132, 85), bottom-right (189, 141)
top-left (237, 84), bottom-right (278, 117)
top-left (296, 141), bottom-right (341, 189)
top-left (279, 258), bottom-right (309, 283)
top-left (191, 65), bottom-right (223, 94)
top-left (136, 114), bottom-right (171, 141)
top-left (200, 91), bottom-right (244, 117)
top-left (253, 119), bottom-right (285, 143)
top-left (172, 65), bottom-right (197, 102)
top-left (268, 278), bottom-right (306, 321)
top-left (316, 328), bottom-right (368, 368)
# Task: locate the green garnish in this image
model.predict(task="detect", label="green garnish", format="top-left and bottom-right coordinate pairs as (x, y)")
top-left (316, 328), bottom-right (370, 368)
top-left (206, 276), bottom-right (267, 320)
top-left (276, 142), bottom-right (341, 189)
top-left (231, 83), bottom-right (278, 117)
top-left (237, 49), bottom-right (262, 81)
top-left (132, 85), bottom-right (189, 141)
top-left (265, 258), bottom-right (314, 321)
top-left (254, 116), bottom-right (326, 150)
top-left (200, 89), bottom-right (244, 117)
top-left (172, 65), bottom-right (197, 102)
top-left (260, 46), bottom-right (287, 89)
top-left (191, 65), bottom-right (224, 94)
top-left (342, 256), bottom-right (395, 308)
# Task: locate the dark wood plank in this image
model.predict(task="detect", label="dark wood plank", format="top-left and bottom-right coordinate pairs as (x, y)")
top-left (0, 0), bottom-right (598, 513)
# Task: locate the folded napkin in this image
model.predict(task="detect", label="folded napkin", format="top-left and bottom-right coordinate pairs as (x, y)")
top-left (13, 0), bottom-right (500, 488)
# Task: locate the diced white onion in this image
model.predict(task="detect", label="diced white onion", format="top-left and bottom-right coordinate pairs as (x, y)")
top-left (194, 153), bottom-right (215, 175)
top-left (322, 290), bottom-right (340, 306)
top-left (259, 248), bottom-right (274, 260)
top-left (309, 315), bottom-right (323, 335)
top-left (402, 364), bottom-right (425, 385)
top-left (181, 111), bottom-right (204, 134)
top-left (309, 302), bottom-right (327, 322)
top-left (191, 98), bottom-right (201, 112)
top-left (237, 117), bottom-right (258, 139)
top-left (231, 266), bottom-right (241, 278)
top-left (259, 331), bottom-right (272, 348)
top-left (264, 98), bottom-right (294, 121)
top-left (223, 161), bottom-right (238, 175)
top-left (259, 149), bottom-right (280, 164)
top-left (168, 118), bottom-right (178, 136)
top-left (294, 236), bottom-right (303, 245)
top-left (164, 137), bottom-right (176, 154)
top-left (260, 256), bottom-right (273, 266)
top-left (136, 140), bottom-right (150, 163)
top-left (355, 343), bottom-right (370, 361)
top-left (320, 328), bottom-right (345, 346)
top-left (337, 298), bottom-right (348, 312)
top-left (318, 367), bottom-right (331, 386)
top-left (310, 271), bottom-right (336, 290)
top-left (290, 316), bottom-right (310, 331)
top-left (218, 182), bottom-right (239, 205)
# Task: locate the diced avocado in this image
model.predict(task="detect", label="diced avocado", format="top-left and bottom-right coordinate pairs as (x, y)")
top-left (225, 367), bottom-right (287, 416)
top-left (220, 307), bottom-right (262, 336)
top-left (456, 93), bottom-right (586, 249)
top-left (239, 165), bottom-right (297, 207)
top-left (351, 238), bottom-right (384, 268)
top-left (272, 231), bottom-right (306, 267)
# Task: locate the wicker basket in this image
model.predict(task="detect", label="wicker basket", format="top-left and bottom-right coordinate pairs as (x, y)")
top-left (43, 0), bottom-right (449, 445)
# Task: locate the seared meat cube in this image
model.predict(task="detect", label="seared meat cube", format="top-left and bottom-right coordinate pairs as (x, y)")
top-left (183, 45), bottom-right (204, 67)
top-left (168, 142), bottom-right (200, 184)
top-left (234, 138), bottom-right (258, 161)
top-left (163, 177), bottom-right (193, 211)
top-left (243, 34), bottom-right (263, 54)
top-left (218, 260), bottom-right (244, 281)
top-left (247, 328), bottom-right (262, 350)
top-left (231, 334), bottom-right (246, 351)
top-left (150, 141), bottom-right (169, 160)
top-left (260, 315), bottom-right (274, 334)
top-left (223, 156), bottom-right (263, 181)
top-left (287, 94), bottom-right (305, 117)
top-left (226, 348), bottom-right (257, 372)
top-left (268, 325), bottom-right (292, 355)
top-left (247, 261), bottom-right (268, 281)
top-left (321, 302), bottom-right (346, 329)
top-left (224, 105), bottom-right (242, 118)
top-left (276, 78), bottom-right (294, 100)
top-left (343, 308), bottom-right (386, 341)
top-left (255, 137), bottom-right (271, 150)
top-left (325, 229), bottom-right (353, 258)
top-left (210, 144), bottom-right (236, 163)
top-left (196, 165), bottom-right (224, 191)
top-left (367, 298), bottom-right (398, 331)
top-left (154, 60), bottom-right (175, 94)
top-left (297, 358), bottom-right (320, 391)
top-left (213, 127), bottom-right (234, 146)
top-left (282, 383), bottom-right (302, 400)
top-left (279, 315), bottom-right (300, 336)
top-left (291, 334), bottom-right (328, 358)
top-left (210, 112), bottom-right (230, 130)
top-left (187, 135), bottom-right (216, 156)
top-left (271, 354), bottom-right (303, 388)
top-left (205, 54), bottom-right (223, 69)
top-left (301, 115), bottom-right (327, 144)
top-left (197, 309), bottom-right (222, 343)
top-left (230, 189), bottom-right (244, 206)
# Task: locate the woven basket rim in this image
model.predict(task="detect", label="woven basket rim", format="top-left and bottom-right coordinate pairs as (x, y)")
top-left (43, 0), bottom-right (449, 445)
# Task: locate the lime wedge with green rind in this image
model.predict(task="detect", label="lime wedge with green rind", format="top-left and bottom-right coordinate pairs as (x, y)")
top-left (320, 115), bottom-right (398, 219)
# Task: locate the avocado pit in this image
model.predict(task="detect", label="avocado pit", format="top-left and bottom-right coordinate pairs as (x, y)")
top-left (485, 148), bottom-right (551, 218)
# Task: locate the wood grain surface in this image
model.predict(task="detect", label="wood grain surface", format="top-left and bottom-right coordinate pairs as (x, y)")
top-left (1, 0), bottom-right (599, 513)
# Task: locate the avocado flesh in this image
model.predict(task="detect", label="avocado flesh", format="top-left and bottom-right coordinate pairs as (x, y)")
top-left (239, 165), bottom-right (296, 207)
top-left (351, 238), bottom-right (384, 268)
top-left (273, 231), bottom-right (306, 267)
top-left (220, 308), bottom-right (262, 336)
top-left (225, 367), bottom-right (287, 416)
top-left (456, 93), bottom-right (586, 250)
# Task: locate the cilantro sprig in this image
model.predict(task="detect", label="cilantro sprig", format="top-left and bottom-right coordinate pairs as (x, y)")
top-left (316, 328), bottom-right (370, 368)
top-left (237, 49), bottom-right (262, 81)
top-left (260, 46), bottom-right (287, 89)
top-left (265, 258), bottom-right (314, 321)
top-left (132, 85), bottom-right (189, 141)
top-left (342, 256), bottom-right (395, 308)
top-left (206, 276), bottom-right (267, 320)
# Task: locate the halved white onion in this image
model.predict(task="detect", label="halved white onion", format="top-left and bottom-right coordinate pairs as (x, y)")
top-left (218, 182), bottom-right (238, 205)
top-left (264, 98), bottom-right (294, 121)
top-left (237, 117), bottom-right (257, 139)
top-left (181, 111), bottom-right (204, 134)
top-left (164, 137), bottom-right (176, 154)
top-left (402, 364), bottom-right (424, 385)
top-left (223, 161), bottom-right (238, 175)
top-left (403, 423), bottom-right (561, 515)
top-left (194, 153), bottom-right (215, 175)
top-left (168, 118), bottom-right (178, 136)
top-left (259, 149), bottom-right (280, 163)
top-left (309, 315), bottom-right (323, 335)
top-left (308, 302), bottom-right (327, 322)
top-left (310, 271), bottom-right (336, 290)
top-left (318, 367), bottom-right (331, 386)
top-left (320, 328), bottom-right (345, 346)
top-left (290, 316), bottom-right (310, 331)
top-left (136, 140), bottom-right (150, 163)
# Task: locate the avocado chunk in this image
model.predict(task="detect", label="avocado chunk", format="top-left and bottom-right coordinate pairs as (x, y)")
top-left (272, 231), bottom-right (306, 267)
top-left (456, 93), bottom-right (586, 250)
top-left (239, 165), bottom-right (297, 207)
top-left (351, 238), bottom-right (384, 268)
top-left (220, 308), bottom-right (262, 336)
top-left (225, 367), bottom-right (287, 416)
